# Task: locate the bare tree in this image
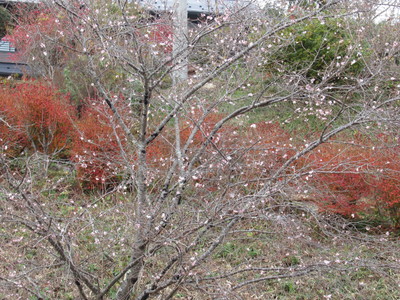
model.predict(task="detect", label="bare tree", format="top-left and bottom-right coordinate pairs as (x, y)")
top-left (1, 0), bottom-right (400, 299)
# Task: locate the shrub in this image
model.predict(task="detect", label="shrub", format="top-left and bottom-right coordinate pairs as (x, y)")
top-left (4, 5), bottom-right (70, 62)
top-left (0, 80), bottom-right (75, 157)
top-left (180, 109), bottom-right (225, 146)
top-left (71, 97), bottom-right (130, 189)
top-left (71, 96), bottom-right (177, 190)
top-left (264, 18), bottom-right (365, 82)
top-left (304, 135), bottom-right (400, 226)
top-left (0, 6), bottom-right (11, 37)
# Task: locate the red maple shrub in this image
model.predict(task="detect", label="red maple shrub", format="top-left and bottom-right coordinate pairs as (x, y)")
top-left (178, 109), bottom-right (232, 192)
top-left (303, 134), bottom-right (400, 226)
top-left (3, 78), bottom-right (397, 224)
top-left (0, 80), bottom-right (75, 157)
top-left (148, 22), bottom-right (173, 53)
top-left (71, 96), bottom-right (178, 189)
top-left (4, 5), bottom-right (72, 62)
top-left (180, 116), bottom-right (296, 193)
top-left (180, 109), bottom-right (225, 146)
top-left (243, 121), bottom-right (296, 175)
top-left (71, 97), bottom-right (132, 189)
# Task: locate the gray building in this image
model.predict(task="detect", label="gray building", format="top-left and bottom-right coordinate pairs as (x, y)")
top-left (0, 41), bottom-right (27, 76)
top-left (139, 0), bottom-right (252, 16)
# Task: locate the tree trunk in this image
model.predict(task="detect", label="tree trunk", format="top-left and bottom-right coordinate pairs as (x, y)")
top-left (116, 238), bottom-right (146, 300)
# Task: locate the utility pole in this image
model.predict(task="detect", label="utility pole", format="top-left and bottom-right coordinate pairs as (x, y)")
top-left (172, 0), bottom-right (188, 84)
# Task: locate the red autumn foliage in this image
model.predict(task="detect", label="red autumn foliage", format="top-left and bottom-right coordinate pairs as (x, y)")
top-left (243, 121), bottom-right (296, 175)
top-left (4, 5), bottom-right (73, 62)
top-left (180, 115), bottom-right (295, 192)
top-left (0, 81), bottom-right (75, 156)
top-left (148, 22), bottom-right (173, 53)
top-left (147, 138), bottom-right (172, 165)
top-left (1, 78), bottom-right (399, 223)
top-left (71, 96), bottom-right (177, 189)
top-left (71, 97), bottom-right (132, 189)
top-left (304, 135), bottom-right (400, 223)
top-left (180, 109), bottom-right (225, 146)
top-left (177, 109), bottom-right (229, 191)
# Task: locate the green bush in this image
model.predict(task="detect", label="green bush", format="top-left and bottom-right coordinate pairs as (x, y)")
top-left (265, 18), bottom-right (365, 82)
top-left (0, 7), bottom-right (11, 37)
